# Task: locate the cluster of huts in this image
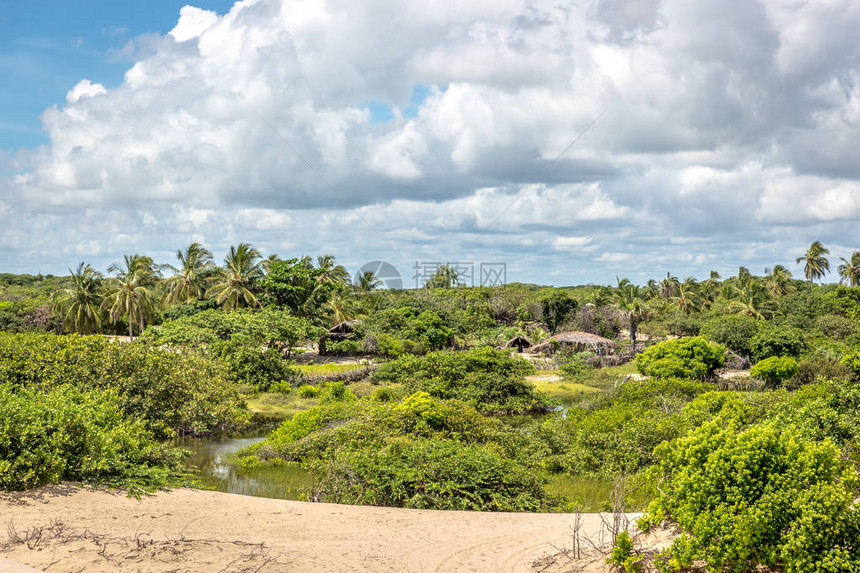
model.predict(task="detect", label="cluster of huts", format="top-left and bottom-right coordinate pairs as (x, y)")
top-left (321, 320), bottom-right (617, 358)
top-left (503, 331), bottom-right (617, 355)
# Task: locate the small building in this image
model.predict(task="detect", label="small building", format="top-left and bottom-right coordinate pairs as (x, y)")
top-left (504, 335), bottom-right (534, 353)
top-left (327, 320), bottom-right (358, 341)
top-left (531, 331), bottom-right (617, 355)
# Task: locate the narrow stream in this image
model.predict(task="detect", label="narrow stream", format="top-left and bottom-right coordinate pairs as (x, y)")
top-left (178, 434), bottom-right (650, 511)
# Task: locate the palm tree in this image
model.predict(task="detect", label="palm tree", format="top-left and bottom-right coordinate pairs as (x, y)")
top-left (207, 243), bottom-right (264, 310)
top-left (162, 243), bottom-right (217, 305)
top-left (324, 291), bottom-right (354, 325)
top-left (837, 251), bottom-right (860, 287)
top-left (103, 255), bottom-right (161, 338)
top-left (262, 253), bottom-right (281, 273)
top-left (316, 255), bottom-right (349, 285)
top-left (613, 278), bottom-right (652, 349)
top-left (53, 262), bottom-right (105, 334)
top-left (763, 264), bottom-right (794, 297)
top-left (727, 276), bottom-right (775, 319)
top-left (427, 265), bottom-right (460, 289)
top-left (796, 241), bottom-right (830, 292)
top-left (670, 282), bottom-right (701, 314)
top-left (658, 272), bottom-right (680, 299)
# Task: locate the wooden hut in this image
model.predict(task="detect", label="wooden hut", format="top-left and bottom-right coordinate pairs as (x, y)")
top-left (327, 320), bottom-right (358, 341)
top-left (504, 335), bottom-right (533, 353)
top-left (531, 331), bottom-right (617, 355)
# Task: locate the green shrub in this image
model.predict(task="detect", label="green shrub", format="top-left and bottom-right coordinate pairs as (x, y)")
top-left (319, 381), bottom-right (355, 403)
top-left (816, 315), bottom-right (860, 340)
top-left (297, 384), bottom-right (320, 398)
top-left (312, 438), bottom-right (561, 511)
top-left (641, 422), bottom-right (860, 572)
top-left (749, 324), bottom-right (807, 362)
top-left (0, 385), bottom-right (187, 492)
top-left (842, 351), bottom-right (860, 377)
top-left (224, 345), bottom-right (301, 391)
top-left (635, 337), bottom-right (725, 380)
top-left (0, 332), bottom-right (248, 437)
top-left (558, 351), bottom-right (594, 377)
top-left (793, 356), bottom-right (856, 386)
top-left (700, 315), bottom-right (760, 356)
top-left (608, 531), bottom-right (642, 572)
top-left (371, 347), bottom-right (546, 413)
top-left (750, 356), bottom-right (798, 388)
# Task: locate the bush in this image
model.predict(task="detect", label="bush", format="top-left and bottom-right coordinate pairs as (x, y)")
top-left (371, 347), bottom-right (547, 413)
top-left (0, 385), bottom-right (187, 492)
top-left (635, 337), bottom-right (725, 380)
top-left (700, 315), bottom-right (760, 357)
top-left (842, 351), bottom-right (860, 377)
top-left (749, 324), bottom-right (807, 362)
top-left (314, 438), bottom-right (561, 511)
top-left (816, 315), bottom-right (860, 340)
top-left (558, 351), bottom-right (594, 377)
top-left (297, 384), bottom-right (320, 398)
top-left (750, 356), bottom-right (798, 388)
top-left (793, 356), bottom-right (856, 387)
top-left (641, 422), bottom-right (860, 572)
top-left (0, 332), bottom-right (248, 437)
top-left (224, 345), bottom-right (302, 391)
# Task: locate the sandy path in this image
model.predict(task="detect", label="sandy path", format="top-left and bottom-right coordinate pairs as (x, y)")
top-left (0, 485), bottom-right (635, 572)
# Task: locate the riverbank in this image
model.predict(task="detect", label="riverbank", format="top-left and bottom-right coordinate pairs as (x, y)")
top-left (0, 485), bottom-right (669, 572)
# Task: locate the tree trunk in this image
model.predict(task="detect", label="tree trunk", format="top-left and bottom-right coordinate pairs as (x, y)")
top-left (629, 319), bottom-right (637, 351)
top-left (128, 316), bottom-right (134, 340)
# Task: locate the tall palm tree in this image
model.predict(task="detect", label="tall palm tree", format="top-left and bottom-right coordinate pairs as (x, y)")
top-left (262, 253), bottom-right (281, 273)
top-left (53, 262), bottom-right (105, 334)
top-left (316, 255), bottom-right (349, 285)
top-left (103, 255), bottom-right (161, 338)
top-left (763, 264), bottom-right (794, 297)
top-left (162, 243), bottom-right (217, 305)
top-left (613, 278), bottom-right (652, 349)
top-left (837, 251), bottom-right (860, 287)
top-left (658, 272), bottom-right (680, 299)
top-left (796, 241), bottom-right (830, 292)
top-left (207, 243), bottom-right (264, 310)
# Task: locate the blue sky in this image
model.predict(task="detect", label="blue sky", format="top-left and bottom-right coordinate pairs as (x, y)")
top-left (0, 0), bottom-right (235, 149)
top-left (2, 0), bottom-right (860, 285)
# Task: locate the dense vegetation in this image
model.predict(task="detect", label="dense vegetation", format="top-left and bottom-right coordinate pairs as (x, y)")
top-left (3, 240), bottom-right (860, 570)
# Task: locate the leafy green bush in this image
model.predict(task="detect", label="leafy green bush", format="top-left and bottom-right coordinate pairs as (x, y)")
top-left (357, 307), bottom-right (453, 356)
top-left (223, 345), bottom-right (302, 391)
top-left (371, 347), bottom-right (546, 413)
top-left (641, 422), bottom-right (860, 572)
top-left (749, 324), bottom-right (807, 362)
top-left (0, 385), bottom-right (187, 492)
top-left (315, 438), bottom-right (560, 511)
top-left (297, 384), bottom-right (320, 398)
top-left (0, 332), bottom-right (248, 437)
top-left (792, 356), bottom-right (855, 386)
top-left (608, 531), bottom-right (642, 572)
top-left (842, 351), bottom-right (860, 377)
top-left (750, 356), bottom-right (798, 388)
top-left (558, 351), bottom-right (594, 377)
top-left (816, 314), bottom-right (860, 340)
top-left (700, 315), bottom-right (760, 356)
top-left (635, 337), bottom-right (725, 380)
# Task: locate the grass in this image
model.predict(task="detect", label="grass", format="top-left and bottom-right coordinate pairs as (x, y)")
top-left (547, 474), bottom-right (652, 512)
top-left (294, 363), bottom-right (366, 375)
top-left (243, 392), bottom-right (319, 419)
top-left (531, 379), bottom-right (600, 404)
top-left (572, 362), bottom-right (638, 390)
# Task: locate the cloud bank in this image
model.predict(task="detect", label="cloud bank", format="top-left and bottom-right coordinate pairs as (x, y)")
top-left (3, 0), bottom-right (860, 284)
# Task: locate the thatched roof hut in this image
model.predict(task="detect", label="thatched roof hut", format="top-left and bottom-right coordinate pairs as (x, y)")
top-left (531, 331), bottom-right (617, 355)
top-left (504, 335), bottom-right (533, 353)
top-left (328, 320), bottom-right (359, 341)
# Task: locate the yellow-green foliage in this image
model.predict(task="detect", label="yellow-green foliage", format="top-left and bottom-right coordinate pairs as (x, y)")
top-left (641, 422), bottom-right (860, 572)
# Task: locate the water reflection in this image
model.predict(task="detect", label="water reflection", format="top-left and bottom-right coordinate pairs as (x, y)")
top-left (179, 435), bottom-right (314, 500)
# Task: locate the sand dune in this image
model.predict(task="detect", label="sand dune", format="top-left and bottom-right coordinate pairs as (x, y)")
top-left (0, 485), bottom-right (658, 572)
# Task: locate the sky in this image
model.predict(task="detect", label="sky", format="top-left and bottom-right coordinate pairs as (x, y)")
top-left (2, 0), bottom-right (860, 286)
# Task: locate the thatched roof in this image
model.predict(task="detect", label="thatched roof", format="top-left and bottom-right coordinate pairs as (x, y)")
top-left (503, 335), bottom-right (533, 349)
top-left (549, 331), bottom-right (617, 348)
top-left (329, 320), bottom-right (359, 334)
top-left (530, 331), bottom-right (617, 354)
